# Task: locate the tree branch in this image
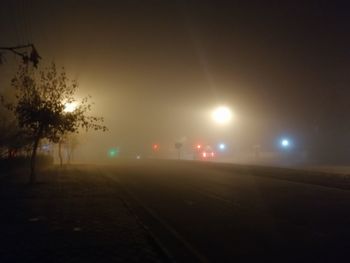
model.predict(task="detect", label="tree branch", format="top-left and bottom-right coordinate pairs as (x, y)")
top-left (0, 44), bottom-right (41, 67)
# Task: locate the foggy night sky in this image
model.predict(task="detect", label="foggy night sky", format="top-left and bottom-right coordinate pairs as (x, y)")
top-left (1, 0), bottom-right (350, 160)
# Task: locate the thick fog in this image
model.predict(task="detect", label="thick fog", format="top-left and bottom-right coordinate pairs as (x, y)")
top-left (1, 1), bottom-right (350, 165)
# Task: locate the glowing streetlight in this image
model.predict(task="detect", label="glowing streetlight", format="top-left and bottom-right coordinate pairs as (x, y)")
top-left (281, 139), bottom-right (290, 148)
top-left (212, 106), bottom-right (232, 125)
top-left (64, 102), bottom-right (78, 113)
top-left (218, 143), bottom-right (226, 150)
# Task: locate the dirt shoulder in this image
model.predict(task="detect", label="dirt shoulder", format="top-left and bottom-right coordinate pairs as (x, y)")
top-left (0, 165), bottom-right (164, 263)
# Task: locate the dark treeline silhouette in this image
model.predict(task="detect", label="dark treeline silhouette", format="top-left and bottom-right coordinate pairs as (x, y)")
top-left (0, 44), bottom-right (107, 183)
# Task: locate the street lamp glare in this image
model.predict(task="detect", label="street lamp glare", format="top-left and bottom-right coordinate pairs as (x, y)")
top-left (212, 106), bottom-right (232, 124)
top-left (64, 102), bottom-right (78, 113)
top-left (281, 139), bottom-right (289, 147)
top-left (219, 143), bottom-right (226, 150)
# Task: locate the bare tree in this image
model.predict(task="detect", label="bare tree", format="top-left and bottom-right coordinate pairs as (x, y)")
top-left (2, 63), bottom-right (107, 183)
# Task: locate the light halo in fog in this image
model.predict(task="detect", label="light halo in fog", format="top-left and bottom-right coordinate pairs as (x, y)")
top-left (64, 102), bottom-right (78, 113)
top-left (211, 106), bottom-right (232, 125)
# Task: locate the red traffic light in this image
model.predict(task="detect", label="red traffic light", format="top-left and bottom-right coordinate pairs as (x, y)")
top-left (152, 144), bottom-right (159, 151)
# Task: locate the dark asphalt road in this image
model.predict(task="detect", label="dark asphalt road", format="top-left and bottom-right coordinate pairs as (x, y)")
top-left (101, 160), bottom-right (350, 263)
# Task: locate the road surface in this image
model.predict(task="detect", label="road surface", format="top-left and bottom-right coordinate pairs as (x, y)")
top-left (100, 160), bottom-right (350, 262)
top-left (2, 161), bottom-right (350, 263)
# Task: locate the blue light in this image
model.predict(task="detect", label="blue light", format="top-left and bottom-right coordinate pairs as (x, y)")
top-left (281, 139), bottom-right (290, 147)
top-left (218, 143), bottom-right (226, 150)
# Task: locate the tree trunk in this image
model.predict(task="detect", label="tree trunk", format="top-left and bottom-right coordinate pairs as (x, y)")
top-left (66, 146), bottom-right (71, 165)
top-left (67, 149), bottom-right (72, 165)
top-left (7, 148), bottom-right (12, 159)
top-left (58, 140), bottom-right (63, 167)
top-left (30, 127), bottom-right (42, 184)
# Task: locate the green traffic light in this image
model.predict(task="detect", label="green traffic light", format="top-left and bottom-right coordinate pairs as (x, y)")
top-left (108, 148), bottom-right (119, 158)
